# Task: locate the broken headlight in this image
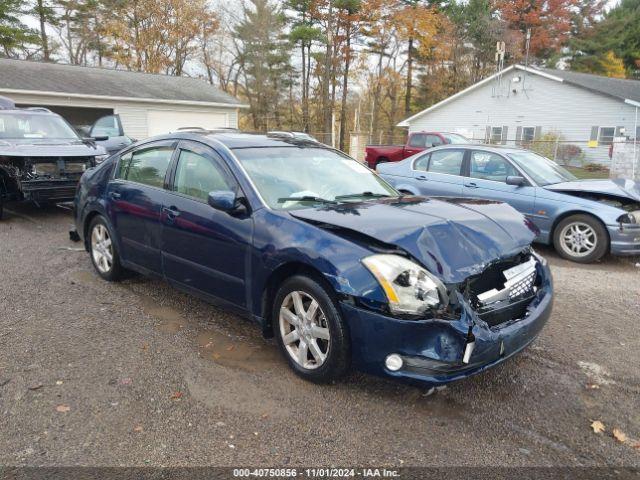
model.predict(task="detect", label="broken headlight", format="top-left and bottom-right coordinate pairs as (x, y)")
top-left (618, 212), bottom-right (638, 224)
top-left (362, 254), bottom-right (443, 315)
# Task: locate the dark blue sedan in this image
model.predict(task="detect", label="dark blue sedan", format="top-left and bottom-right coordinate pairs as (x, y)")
top-left (73, 131), bottom-right (553, 386)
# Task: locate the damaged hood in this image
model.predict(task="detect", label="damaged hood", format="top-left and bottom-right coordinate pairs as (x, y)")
top-left (289, 197), bottom-right (538, 284)
top-left (544, 179), bottom-right (640, 202)
top-left (0, 138), bottom-right (106, 157)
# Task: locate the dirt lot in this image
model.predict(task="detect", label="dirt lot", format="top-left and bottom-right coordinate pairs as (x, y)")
top-left (1, 203), bottom-right (639, 467)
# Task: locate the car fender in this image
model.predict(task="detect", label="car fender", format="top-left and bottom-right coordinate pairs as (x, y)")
top-left (248, 209), bottom-right (387, 318)
top-left (537, 189), bottom-right (628, 229)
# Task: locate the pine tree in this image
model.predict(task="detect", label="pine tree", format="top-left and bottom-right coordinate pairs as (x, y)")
top-left (235, 0), bottom-right (293, 130)
top-left (0, 0), bottom-right (40, 57)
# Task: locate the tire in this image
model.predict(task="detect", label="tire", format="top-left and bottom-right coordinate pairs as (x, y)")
top-left (272, 275), bottom-right (351, 383)
top-left (88, 215), bottom-right (125, 281)
top-left (553, 214), bottom-right (608, 263)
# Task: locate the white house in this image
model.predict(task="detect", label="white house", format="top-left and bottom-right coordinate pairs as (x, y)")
top-left (0, 58), bottom-right (246, 139)
top-left (398, 65), bottom-right (640, 166)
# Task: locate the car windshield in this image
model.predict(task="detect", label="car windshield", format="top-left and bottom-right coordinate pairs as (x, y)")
top-left (0, 112), bottom-right (79, 140)
top-left (441, 133), bottom-right (470, 144)
top-left (234, 147), bottom-right (398, 210)
top-left (508, 151), bottom-right (577, 186)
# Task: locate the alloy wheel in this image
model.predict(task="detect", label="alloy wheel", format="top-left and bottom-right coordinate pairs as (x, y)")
top-left (278, 291), bottom-right (331, 370)
top-left (559, 221), bottom-right (597, 258)
top-left (91, 223), bottom-right (114, 273)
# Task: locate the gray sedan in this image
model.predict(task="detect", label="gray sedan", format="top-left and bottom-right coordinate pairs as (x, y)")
top-left (377, 144), bottom-right (640, 263)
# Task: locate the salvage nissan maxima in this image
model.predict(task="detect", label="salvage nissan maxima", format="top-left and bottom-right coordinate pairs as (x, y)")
top-left (72, 131), bottom-right (553, 386)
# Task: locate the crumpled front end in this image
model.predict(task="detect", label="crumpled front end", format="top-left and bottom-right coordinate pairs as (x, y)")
top-left (340, 250), bottom-right (553, 386)
top-left (0, 155), bottom-right (95, 203)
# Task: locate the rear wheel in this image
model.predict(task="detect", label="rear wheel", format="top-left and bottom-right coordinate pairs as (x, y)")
top-left (273, 275), bottom-right (350, 383)
top-left (553, 214), bottom-right (608, 263)
top-left (88, 215), bottom-right (124, 281)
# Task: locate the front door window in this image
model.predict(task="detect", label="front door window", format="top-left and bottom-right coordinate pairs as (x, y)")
top-left (173, 149), bottom-right (235, 202)
top-left (470, 151), bottom-right (517, 183)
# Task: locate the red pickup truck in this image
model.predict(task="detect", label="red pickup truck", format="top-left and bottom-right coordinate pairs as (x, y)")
top-left (365, 131), bottom-right (470, 169)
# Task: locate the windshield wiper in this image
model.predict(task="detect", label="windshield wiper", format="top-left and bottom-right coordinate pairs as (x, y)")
top-left (334, 191), bottom-right (395, 200)
top-left (277, 196), bottom-right (337, 205)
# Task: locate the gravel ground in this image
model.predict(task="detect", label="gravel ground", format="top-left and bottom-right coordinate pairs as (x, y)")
top-left (1, 202), bottom-right (639, 467)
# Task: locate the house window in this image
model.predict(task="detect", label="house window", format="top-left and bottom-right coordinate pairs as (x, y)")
top-left (490, 126), bottom-right (503, 144)
top-left (522, 127), bottom-right (536, 143)
top-left (598, 127), bottom-right (615, 145)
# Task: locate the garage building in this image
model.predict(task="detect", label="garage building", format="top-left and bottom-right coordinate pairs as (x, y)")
top-left (0, 58), bottom-right (246, 139)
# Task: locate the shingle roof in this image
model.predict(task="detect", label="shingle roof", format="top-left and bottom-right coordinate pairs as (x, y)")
top-left (0, 58), bottom-right (243, 106)
top-left (537, 67), bottom-right (640, 104)
top-left (398, 64), bottom-right (640, 127)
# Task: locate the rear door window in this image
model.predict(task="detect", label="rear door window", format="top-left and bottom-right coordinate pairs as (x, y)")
top-left (427, 150), bottom-right (464, 175)
top-left (414, 153), bottom-right (430, 171)
top-left (116, 145), bottom-right (174, 188)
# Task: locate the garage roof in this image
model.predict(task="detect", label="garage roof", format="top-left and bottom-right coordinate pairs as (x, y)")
top-left (0, 58), bottom-right (244, 106)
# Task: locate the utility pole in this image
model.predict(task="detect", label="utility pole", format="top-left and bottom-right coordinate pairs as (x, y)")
top-left (522, 29), bottom-right (531, 92)
top-left (494, 41), bottom-right (505, 97)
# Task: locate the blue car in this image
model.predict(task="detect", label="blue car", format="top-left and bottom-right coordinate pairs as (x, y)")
top-left (73, 132), bottom-right (553, 386)
top-left (378, 145), bottom-right (640, 263)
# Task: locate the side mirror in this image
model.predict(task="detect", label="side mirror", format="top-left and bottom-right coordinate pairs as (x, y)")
top-left (207, 190), bottom-right (247, 215)
top-left (506, 175), bottom-right (526, 186)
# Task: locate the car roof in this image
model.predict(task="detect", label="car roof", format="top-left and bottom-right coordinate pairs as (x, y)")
top-left (427, 143), bottom-right (527, 154)
top-left (0, 108), bottom-right (59, 117)
top-left (143, 131), bottom-right (329, 150)
top-left (413, 131), bottom-right (466, 135)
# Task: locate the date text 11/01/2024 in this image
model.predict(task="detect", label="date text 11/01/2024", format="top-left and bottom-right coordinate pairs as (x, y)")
top-left (232, 468), bottom-right (400, 477)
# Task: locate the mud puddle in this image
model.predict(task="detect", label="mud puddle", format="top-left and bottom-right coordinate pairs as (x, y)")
top-left (141, 296), bottom-right (280, 372)
top-left (196, 331), bottom-right (280, 372)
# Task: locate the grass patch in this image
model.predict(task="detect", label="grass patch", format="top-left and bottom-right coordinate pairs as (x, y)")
top-left (564, 166), bottom-right (609, 180)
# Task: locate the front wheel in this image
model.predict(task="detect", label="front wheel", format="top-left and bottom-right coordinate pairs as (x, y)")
top-left (88, 215), bottom-right (124, 281)
top-left (553, 214), bottom-right (608, 263)
top-left (273, 275), bottom-right (351, 383)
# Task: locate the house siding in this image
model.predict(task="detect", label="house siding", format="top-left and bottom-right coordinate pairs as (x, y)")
top-left (405, 73), bottom-right (638, 165)
top-left (2, 91), bottom-right (239, 141)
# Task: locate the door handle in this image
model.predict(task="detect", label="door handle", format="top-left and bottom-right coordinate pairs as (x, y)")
top-left (110, 192), bottom-right (121, 199)
top-left (416, 175), bottom-right (428, 181)
top-left (163, 206), bottom-right (181, 218)
top-left (464, 182), bottom-right (478, 188)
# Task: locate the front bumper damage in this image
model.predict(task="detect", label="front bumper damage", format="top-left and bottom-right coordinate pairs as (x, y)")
top-left (608, 223), bottom-right (640, 256)
top-left (0, 156), bottom-right (92, 205)
top-left (341, 258), bottom-right (553, 386)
